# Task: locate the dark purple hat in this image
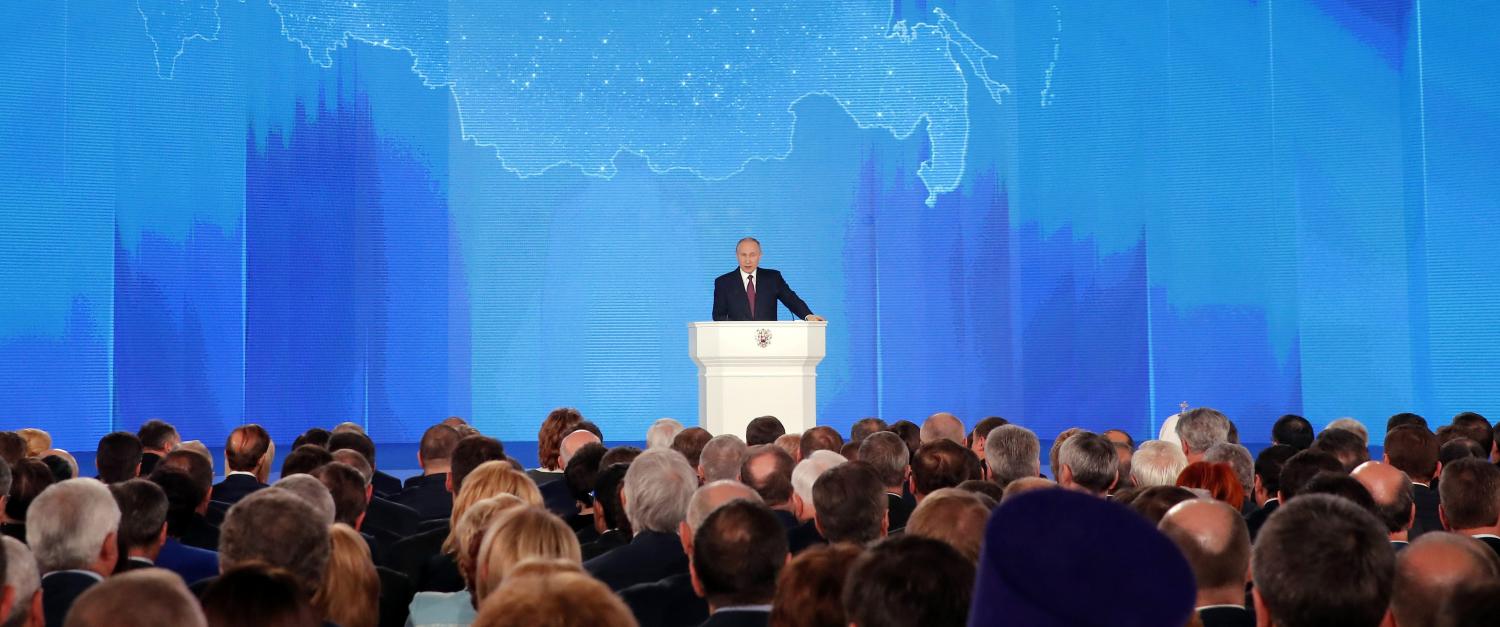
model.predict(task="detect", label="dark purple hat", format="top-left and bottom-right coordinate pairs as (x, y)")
top-left (969, 488), bottom-right (1196, 627)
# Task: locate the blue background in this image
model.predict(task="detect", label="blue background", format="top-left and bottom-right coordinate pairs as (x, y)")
top-left (2, 0), bottom-right (1497, 452)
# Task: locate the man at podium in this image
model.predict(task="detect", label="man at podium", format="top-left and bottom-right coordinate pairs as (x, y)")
top-left (712, 237), bottom-right (826, 322)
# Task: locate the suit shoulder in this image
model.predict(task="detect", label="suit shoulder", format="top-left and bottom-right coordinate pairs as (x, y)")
top-left (715, 269), bottom-right (741, 283)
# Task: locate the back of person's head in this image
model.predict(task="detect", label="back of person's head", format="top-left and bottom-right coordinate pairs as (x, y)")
top-left (310, 462), bottom-right (368, 527)
top-left (920, 412), bottom-right (965, 445)
top-left (1130, 440), bottom-right (1188, 488)
top-left (905, 488), bottom-right (989, 562)
top-left (331, 449), bottom-right (374, 483)
top-left (1440, 437), bottom-right (1486, 467)
top-left (1278, 449), bottom-right (1344, 501)
top-left (150, 466), bottom-right (207, 539)
top-left (452, 435), bottom-right (506, 494)
top-left (472, 569), bottom-right (636, 627)
top-left (453, 494), bottom-right (526, 587)
top-left (849, 417), bottom-right (888, 445)
top-left (446, 462), bottom-right (542, 553)
top-left (64, 568), bottom-right (206, 627)
top-left (1175, 461), bottom-right (1245, 509)
top-left (327, 430), bottom-right (377, 468)
top-left (1325, 417), bottom-right (1370, 445)
top-left (801, 426), bottom-right (845, 458)
top-left (1387, 412), bottom-right (1429, 433)
top-left (135, 420), bottom-right (179, 453)
top-left (3, 536), bottom-right (41, 626)
top-left (1253, 494), bottom-right (1395, 627)
top-left (202, 566), bottom-right (321, 627)
top-left (159, 448), bottom-right (214, 494)
top-left (272, 475), bottom-right (336, 526)
top-left (670, 427), bottom-right (712, 467)
top-left (622, 448), bottom-right (697, 533)
top-left (770, 543), bottom-right (864, 627)
top-left (1174, 407), bottom-right (1231, 454)
top-left (419, 423), bottom-right (462, 467)
top-left (1441, 579), bottom-right (1500, 627)
top-left (594, 463), bottom-right (632, 534)
top-left (792, 450), bottom-right (848, 513)
top-left (5, 457), bottom-right (53, 522)
top-left (1202, 442), bottom-right (1253, 495)
top-left (1251, 444), bottom-right (1297, 499)
top-left (983, 425), bottom-right (1040, 488)
top-left (27, 478), bottom-right (121, 572)
top-left (1056, 432), bottom-right (1117, 495)
top-left (311, 524), bottom-right (379, 627)
top-left (1123, 485), bottom-right (1198, 524)
top-left (1314, 427), bottom-right (1371, 471)
top-left (95, 431), bottom-right (143, 483)
top-left (0, 433), bottom-right (24, 466)
top-left (1272, 414), bottom-right (1315, 450)
top-left (683, 480), bottom-right (763, 536)
top-left (646, 418), bottom-right (686, 450)
top-left (475, 506), bottom-right (582, 599)
top-left (774, 433), bottom-right (802, 461)
top-left (280, 444), bottom-right (333, 478)
top-left (746, 416), bottom-right (787, 446)
top-left (1451, 412), bottom-right (1493, 457)
top-left (812, 462), bottom-right (887, 545)
top-left (857, 432), bottom-right (908, 490)
top-left (1158, 498), bottom-right (1251, 596)
top-left (293, 427), bottom-right (332, 450)
top-left (971, 417), bottom-right (1010, 449)
top-left (1351, 461), bottom-right (1416, 535)
top-left (844, 535), bottom-right (973, 627)
top-left (1301, 471), bottom-right (1377, 516)
top-left (42, 452), bottom-right (75, 482)
top-left (911, 439), bottom-right (981, 497)
top-left (957, 479), bottom-right (1003, 505)
top-left (1391, 532), bottom-right (1500, 627)
top-left (224, 424), bottom-right (272, 474)
top-left (537, 408), bottom-right (584, 470)
top-left (691, 500), bottom-right (788, 608)
top-left (699, 434), bottom-right (749, 482)
top-left (219, 488), bottom-right (331, 597)
top-left (741, 444), bottom-right (796, 507)
top-left (564, 441), bottom-right (607, 505)
top-left (176, 440), bottom-right (213, 471)
top-left (1385, 424), bottom-right (1440, 482)
top-left (887, 421), bottom-right (922, 460)
top-left (558, 429), bottom-right (601, 467)
top-left (16, 428), bottom-right (51, 458)
top-left (108, 479), bottom-right (168, 557)
top-left (1438, 458), bottom-right (1500, 531)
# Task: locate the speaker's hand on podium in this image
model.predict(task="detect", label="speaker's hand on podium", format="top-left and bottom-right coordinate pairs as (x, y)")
top-left (805, 314), bottom-right (826, 322)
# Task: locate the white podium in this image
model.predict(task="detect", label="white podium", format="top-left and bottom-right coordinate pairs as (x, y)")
top-left (688, 321), bottom-right (827, 438)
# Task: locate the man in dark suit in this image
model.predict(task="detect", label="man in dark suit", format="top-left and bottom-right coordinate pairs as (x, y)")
top-left (1352, 461), bottom-right (1418, 551)
top-left (585, 450), bottom-right (697, 591)
top-left (1245, 444), bottom-right (1296, 540)
top-left (739, 446), bottom-right (800, 530)
top-left (711, 238), bottom-right (823, 322)
top-left (690, 500), bottom-right (788, 627)
top-left (1159, 499), bottom-right (1255, 627)
top-left (211, 424), bottom-right (273, 508)
top-left (331, 448), bottom-right (420, 555)
top-left (149, 456), bottom-right (221, 552)
top-left (1390, 533), bottom-right (1500, 627)
top-left (329, 429), bottom-right (404, 499)
top-left (1437, 458), bottom-right (1500, 557)
top-left (1252, 495), bottom-right (1394, 627)
top-left (621, 481), bottom-right (761, 627)
top-left (1384, 425), bottom-right (1444, 540)
top-left (857, 433), bottom-right (913, 531)
top-left (135, 419), bottom-right (179, 478)
top-left (109, 479), bottom-right (175, 576)
top-left (395, 424), bottom-right (461, 521)
top-left (28, 479), bottom-right (120, 627)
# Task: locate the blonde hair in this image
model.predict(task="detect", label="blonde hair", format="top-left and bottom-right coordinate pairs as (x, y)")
top-left (17, 429), bottom-right (51, 457)
top-left (473, 570), bottom-right (635, 627)
top-left (456, 494), bottom-right (527, 587)
top-left (905, 488), bottom-right (991, 563)
top-left (473, 507), bottom-right (582, 601)
top-left (443, 462), bottom-right (543, 554)
top-left (312, 524), bottom-right (379, 627)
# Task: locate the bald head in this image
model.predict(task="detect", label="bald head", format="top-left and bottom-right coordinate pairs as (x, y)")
top-left (1352, 461), bottom-right (1416, 537)
top-left (1391, 532), bottom-right (1500, 627)
top-left (560, 429), bottom-right (602, 467)
top-left (65, 569), bottom-right (207, 627)
top-left (684, 480), bottom-right (764, 532)
top-left (1158, 499), bottom-right (1251, 602)
top-left (921, 412), bottom-right (965, 445)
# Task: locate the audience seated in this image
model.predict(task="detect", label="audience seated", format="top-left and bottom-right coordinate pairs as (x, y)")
top-left (94, 432), bottom-right (142, 484)
top-left (313, 523), bottom-right (381, 627)
top-left (740, 445), bottom-right (800, 529)
top-left (1129, 439), bottom-right (1188, 488)
top-left (149, 459), bottom-right (220, 552)
top-left (474, 506), bottom-right (582, 599)
top-left (585, 449), bottom-right (697, 591)
top-left (1390, 532), bottom-right (1500, 627)
top-left (407, 494), bottom-right (524, 627)
top-left (135, 420), bottom-right (179, 478)
top-left (1176, 407), bottom-right (1233, 464)
top-left (212, 425), bottom-right (272, 509)
top-left (1276, 449), bottom-right (1343, 503)
top-left (1313, 426), bottom-right (1371, 471)
top-left (999, 476), bottom-right (1056, 504)
top-left (982, 425), bottom-right (1040, 490)
top-left (1202, 443), bottom-right (1253, 508)
top-left (968, 417), bottom-right (1009, 461)
top-left (699, 435), bottom-right (749, 484)
top-left (472, 566), bottom-right (636, 627)
top-left (328, 429), bottom-right (402, 498)
top-left (691, 500), bottom-right (788, 627)
top-left (1440, 437), bottom-right (1487, 467)
top-left (398, 424), bottom-right (462, 521)
top-left (886, 421), bottom-right (921, 461)
top-left (1158, 499), bottom-right (1253, 627)
top-left (1054, 432), bottom-right (1116, 496)
top-left (1251, 494), bottom-right (1394, 627)
top-left (1450, 412), bottom-right (1493, 458)
top-left (1325, 417), bottom-right (1370, 446)
top-left (3, 458), bottom-right (53, 543)
top-left (845, 535), bottom-right (973, 627)
top-left (646, 418), bottom-right (686, 451)
top-left (768, 543), bottom-right (863, 627)
top-left (108, 479), bottom-right (170, 574)
top-left (28, 479), bottom-right (121, 627)
top-left (787, 451), bottom-right (846, 554)
top-left (848, 418), bottom-right (886, 446)
top-left (1271, 414), bottom-right (1315, 450)
top-left (272, 475), bottom-right (336, 526)
top-left (279, 444), bottom-right (333, 478)
top-left (670, 428), bottom-right (712, 468)
top-left (583, 463), bottom-right (633, 560)
top-left (1384, 424), bottom-right (1443, 539)
top-left (620, 480), bottom-right (761, 627)
top-left (855, 433), bottom-right (910, 530)
top-left (1175, 461), bottom-right (1245, 509)
top-left (64, 569), bottom-right (205, 627)
top-left (920, 412), bottom-right (965, 446)
top-left (910, 440), bottom-right (980, 502)
top-left (1437, 458), bottom-right (1500, 555)
top-left (812, 463), bottom-right (887, 546)
top-left (3, 536), bottom-right (41, 627)
top-left (201, 566), bottom-right (321, 627)
top-left (1121, 485), bottom-right (1197, 524)
top-left (746, 416), bottom-right (786, 447)
top-left (1351, 461), bottom-right (1418, 549)
top-left (799, 427), bottom-right (844, 459)
top-left (218, 489), bottom-right (330, 600)
top-left (563, 442), bottom-right (607, 539)
top-left (905, 488), bottom-right (988, 563)
top-left (772, 433), bottom-right (801, 461)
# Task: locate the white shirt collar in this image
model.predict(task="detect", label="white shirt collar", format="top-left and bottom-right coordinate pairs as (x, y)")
top-left (1196, 604), bottom-right (1246, 611)
top-left (1472, 533), bottom-right (1500, 540)
top-left (740, 269), bottom-right (756, 288)
top-left (44, 569), bottom-right (105, 582)
top-left (227, 470), bottom-right (258, 478)
top-left (715, 605), bottom-right (773, 614)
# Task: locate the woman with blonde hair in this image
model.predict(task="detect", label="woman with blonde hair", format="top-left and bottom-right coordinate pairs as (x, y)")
top-left (443, 462), bottom-right (543, 554)
top-left (473, 506), bottom-right (582, 601)
top-left (407, 494), bottom-right (528, 627)
top-left (313, 523), bottom-right (380, 627)
top-left (473, 568), bottom-right (636, 627)
top-left (16, 428), bottom-right (50, 458)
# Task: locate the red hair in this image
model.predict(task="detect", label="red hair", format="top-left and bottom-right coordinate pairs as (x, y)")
top-left (1175, 461), bottom-right (1245, 509)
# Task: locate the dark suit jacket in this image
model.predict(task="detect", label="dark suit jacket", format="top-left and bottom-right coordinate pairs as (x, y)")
top-left (372, 470), bottom-right (403, 498)
top-left (156, 539), bottom-right (220, 584)
top-left (395, 474), bottom-right (453, 521)
top-left (584, 530), bottom-right (688, 591)
top-left (1245, 498), bottom-right (1279, 541)
top-left (582, 528), bottom-right (631, 561)
top-left (787, 520), bottom-right (826, 554)
top-left (173, 513), bottom-right (220, 552)
top-left (41, 571), bottom-right (102, 627)
top-left (1476, 534), bottom-right (1500, 558)
top-left (389, 526), bottom-right (452, 592)
top-left (712, 268), bottom-right (812, 321)
top-left (1198, 606), bottom-right (1254, 627)
top-left (364, 496), bottom-right (421, 550)
top-left (115, 556), bottom-right (156, 574)
top-left (210, 474), bottom-right (267, 508)
top-left (887, 493), bottom-right (914, 531)
top-left (377, 566), bottom-right (416, 627)
top-left (540, 477), bottom-right (579, 518)
top-left (1410, 483), bottom-right (1443, 540)
top-left (700, 609), bottom-right (772, 627)
top-left (621, 572), bottom-right (708, 627)
top-left (1, 522), bottom-right (25, 544)
top-left (772, 509), bottom-right (799, 530)
top-left (527, 468), bottom-right (564, 486)
top-left (140, 452), bottom-right (163, 477)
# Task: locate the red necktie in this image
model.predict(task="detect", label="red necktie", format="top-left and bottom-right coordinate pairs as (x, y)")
top-left (746, 274), bottom-right (756, 318)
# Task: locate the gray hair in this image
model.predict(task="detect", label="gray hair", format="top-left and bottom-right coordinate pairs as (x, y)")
top-left (1175, 408), bottom-right (1232, 454)
top-left (63, 569), bottom-right (207, 627)
top-left (685, 480), bottom-right (763, 531)
top-left (1057, 432), bottom-right (1118, 494)
top-left (646, 418), bottom-right (686, 450)
top-left (858, 431), bottom-right (909, 488)
top-left (1203, 442), bottom-right (1254, 496)
top-left (27, 478), bottom-right (121, 572)
top-left (791, 450), bottom-right (847, 507)
top-left (1131, 440), bottom-right (1189, 488)
top-left (920, 412), bottom-right (966, 445)
top-left (622, 448), bottom-right (698, 533)
top-left (220, 489), bottom-right (331, 596)
top-left (699, 435), bottom-right (749, 483)
top-left (331, 449), bottom-right (375, 484)
top-left (984, 425), bottom-right (1041, 488)
top-left (272, 474), bottom-right (336, 526)
top-left (3, 537), bottom-right (40, 624)
top-left (1326, 418), bottom-right (1370, 446)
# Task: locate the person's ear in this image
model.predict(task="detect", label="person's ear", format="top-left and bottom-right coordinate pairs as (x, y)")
top-left (689, 560), bottom-right (706, 599)
top-left (1433, 461), bottom-right (1443, 483)
top-left (1439, 504), bottom-right (1450, 531)
top-left (0, 585), bottom-right (14, 626)
top-left (1059, 464), bottom-right (1075, 488)
top-left (444, 474), bottom-right (453, 494)
top-left (1276, 490), bottom-right (1286, 504)
top-left (133, 462), bottom-right (141, 479)
top-left (813, 515), bottom-right (826, 539)
top-left (1253, 586), bottom-right (1273, 627)
top-left (678, 521), bottom-right (693, 555)
top-left (1406, 503), bottom-right (1416, 530)
top-left (28, 588), bottom-right (42, 627)
top-left (156, 522), bottom-right (168, 547)
top-left (365, 484), bottom-right (374, 504)
top-left (100, 531), bottom-right (119, 571)
top-left (880, 510), bottom-right (889, 537)
top-left (1181, 440), bottom-right (1191, 457)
